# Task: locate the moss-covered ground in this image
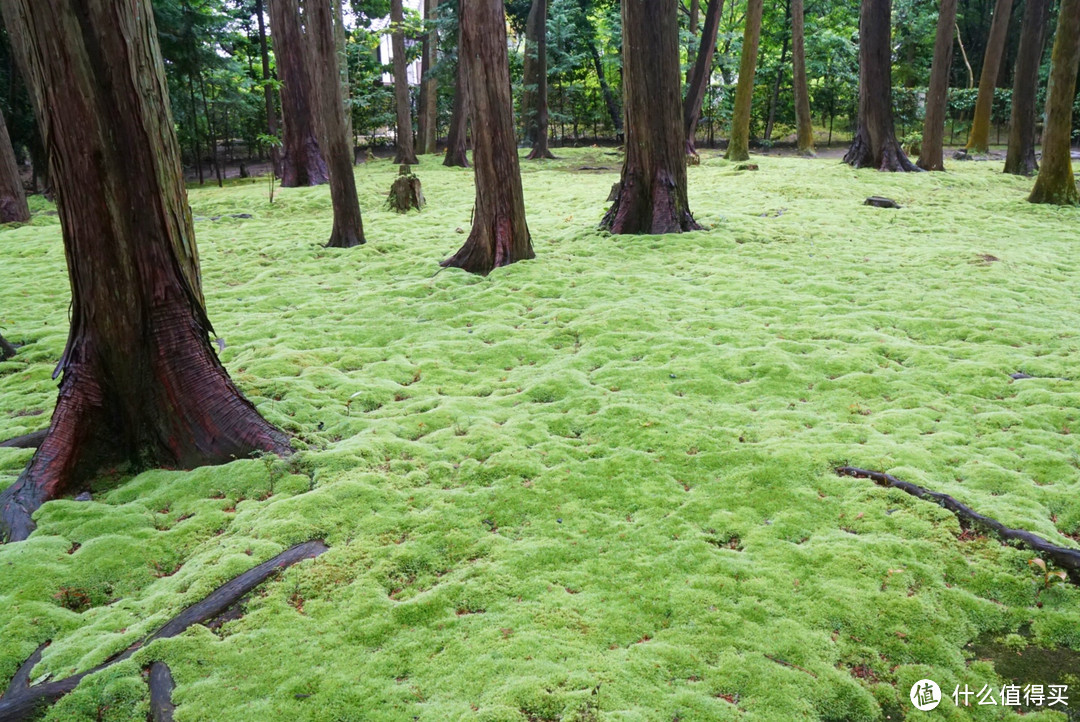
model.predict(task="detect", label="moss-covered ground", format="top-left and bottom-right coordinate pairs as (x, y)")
top-left (1, 149), bottom-right (1079, 721)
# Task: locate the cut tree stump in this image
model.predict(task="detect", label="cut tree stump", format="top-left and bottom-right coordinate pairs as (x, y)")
top-left (386, 165), bottom-right (424, 213)
top-left (864, 196), bottom-right (901, 208)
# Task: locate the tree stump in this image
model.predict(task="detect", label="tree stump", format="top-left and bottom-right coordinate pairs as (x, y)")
top-left (386, 165), bottom-right (425, 213)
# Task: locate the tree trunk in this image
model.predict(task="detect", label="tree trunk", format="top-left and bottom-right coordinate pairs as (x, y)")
top-left (391, 0), bottom-right (418, 164)
top-left (268, 0), bottom-right (329, 186)
top-left (0, 105), bottom-right (29, 222)
top-left (843, 0), bottom-right (919, 171)
top-left (725, 0), bottom-right (764, 161)
top-left (417, 0), bottom-right (440, 154)
top-left (309, 0), bottom-right (366, 247)
top-left (1003, 0), bottom-right (1050, 176)
top-left (0, 0), bottom-right (289, 542)
top-left (791, 0), bottom-right (814, 155)
top-left (763, 27), bottom-right (790, 143)
top-left (587, 39), bottom-right (622, 138)
top-left (442, 0), bottom-right (533, 274)
top-left (1028, 0), bottom-right (1080, 205)
top-left (918, 0), bottom-right (959, 170)
top-left (444, 0), bottom-right (470, 167)
top-left (683, 0), bottom-right (724, 156)
top-left (964, 0), bottom-right (1014, 154)
top-left (522, 0), bottom-right (554, 159)
top-left (333, 0), bottom-right (355, 162)
top-left (603, 0), bottom-right (699, 234)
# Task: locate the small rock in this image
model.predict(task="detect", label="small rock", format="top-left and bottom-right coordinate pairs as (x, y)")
top-left (864, 196), bottom-right (900, 209)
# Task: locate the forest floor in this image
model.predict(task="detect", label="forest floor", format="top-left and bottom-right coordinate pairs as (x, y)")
top-left (1, 149), bottom-right (1080, 721)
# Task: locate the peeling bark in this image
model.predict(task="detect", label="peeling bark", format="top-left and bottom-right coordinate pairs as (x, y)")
top-left (918, 0), bottom-right (959, 170)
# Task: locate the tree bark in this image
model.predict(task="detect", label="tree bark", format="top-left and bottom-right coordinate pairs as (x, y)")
top-left (964, 0), bottom-right (1014, 154)
top-left (603, 0), bottom-right (699, 234)
top-left (444, 0), bottom-right (470, 167)
top-left (309, 0), bottom-right (366, 247)
top-left (522, 0), bottom-right (555, 159)
top-left (683, 0), bottom-right (724, 156)
top-left (1003, 0), bottom-right (1051, 176)
top-left (1028, 0), bottom-right (1080, 205)
top-left (442, 0), bottom-right (533, 274)
top-left (255, 0), bottom-right (280, 175)
top-left (334, 0), bottom-right (355, 161)
top-left (918, 0), bottom-right (959, 170)
top-left (725, 0), bottom-right (764, 161)
top-left (0, 105), bottom-right (28, 222)
top-left (0, 0), bottom-right (290, 542)
top-left (417, 0), bottom-right (440, 154)
top-left (391, 0), bottom-right (418, 164)
top-left (268, 0), bottom-right (329, 186)
top-left (763, 27), bottom-right (790, 143)
top-left (791, 0), bottom-right (814, 156)
top-left (843, 0), bottom-right (919, 171)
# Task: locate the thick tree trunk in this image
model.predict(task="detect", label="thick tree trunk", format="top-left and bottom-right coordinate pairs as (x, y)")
top-left (309, 0), bottom-right (366, 247)
top-left (918, 0), bottom-right (959, 170)
top-left (391, 0), bottom-right (418, 165)
top-left (442, 0), bottom-right (533, 274)
top-left (334, 0), bottom-right (355, 161)
top-left (843, 0), bottom-right (919, 171)
top-left (964, 0), bottom-right (1014, 154)
top-left (0, 0), bottom-right (289, 542)
top-left (268, 0), bottom-right (329, 186)
top-left (522, 0), bottom-right (555, 159)
top-left (0, 105), bottom-right (28, 222)
top-left (587, 39), bottom-right (622, 138)
top-left (791, 0), bottom-right (814, 155)
top-left (603, 0), bottom-right (699, 234)
top-left (255, 0), bottom-right (280, 175)
top-left (725, 0), bottom-right (764, 162)
top-left (1028, 0), bottom-right (1080, 205)
top-left (417, 0), bottom-right (440, 154)
top-left (1003, 0), bottom-right (1050, 176)
top-left (0, 331), bottom-right (16, 360)
top-left (683, 0), bottom-right (724, 156)
top-left (444, 0), bottom-right (470, 167)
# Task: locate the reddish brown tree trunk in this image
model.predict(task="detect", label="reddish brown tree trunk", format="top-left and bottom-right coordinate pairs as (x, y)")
top-left (444, 0), bottom-right (470, 167)
top-left (0, 0), bottom-right (289, 542)
top-left (791, 0), bottom-right (814, 156)
top-left (1029, 0), bottom-right (1080, 205)
top-left (965, 0), bottom-right (1014, 154)
top-left (391, 0), bottom-right (418, 165)
top-left (417, 0), bottom-right (440, 154)
top-left (918, 0), bottom-right (959, 170)
top-left (1003, 0), bottom-right (1051, 176)
top-left (0, 105), bottom-right (28, 223)
top-left (309, 0), bottom-right (365, 247)
top-left (522, 0), bottom-right (555, 159)
top-left (604, 0), bottom-right (699, 233)
top-left (843, 0), bottom-right (919, 171)
top-left (683, 0), bottom-right (724, 156)
top-left (725, 0), bottom-right (764, 161)
top-left (442, 0), bottom-right (533, 274)
top-left (268, 0), bottom-right (329, 186)
top-left (255, 0), bottom-right (281, 175)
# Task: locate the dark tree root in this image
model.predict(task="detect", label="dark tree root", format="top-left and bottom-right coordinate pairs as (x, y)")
top-left (0, 540), bottom-right (328, 720)
top-left (837, 466), bottom-right (1080, 582)
top-left (526, 147), bottom-right (555, 161)
top-left (0, 430), bottom-right (47, 449)
top-left (0, 334), bottom-right (16, 361)
top-left (3, 644), bottom-right (46, 699)
top-left (146, 662), bottom-right (175, 722)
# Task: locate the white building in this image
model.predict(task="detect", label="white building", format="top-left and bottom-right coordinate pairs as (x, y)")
top-left (374, 0), bottom-right (424, 86)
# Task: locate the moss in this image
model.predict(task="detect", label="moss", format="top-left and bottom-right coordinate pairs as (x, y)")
top-left (0, 151), bottom-right (1077, 719)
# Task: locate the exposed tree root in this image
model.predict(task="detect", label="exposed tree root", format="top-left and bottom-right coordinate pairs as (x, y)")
top-left (0, 540), bottom-right (328, 719)
top-left (0, 430), bottom-right (47, 449)
top-left (0, 334), bottom-right (15, 361)
top-left (146, 662), bottom-right (175, 722)
top-left (837, 466), bottom-right (1080, 582)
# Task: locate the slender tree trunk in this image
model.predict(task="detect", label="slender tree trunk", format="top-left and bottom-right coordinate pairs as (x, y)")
top-left (686, 0), bottom-right (701, 83)
top-left (198, 74), bottom-right (223, 187)
top-left (188, 76), bottom-right (204, 184)
top-left (444, 0), bottom-right (470, 167)
top-left (0, 0), bottom-right (289, 542)
top-left (683, 0), bottom-right (724, 156)
top-left (268, 0), bottom-right (329, 186)
top-left (603, 0), bottom-right (699, 234)
top-left (1003, 0), bottom-right (1050, 175)
top-left (725, 0), bottom-right (764, 161)
top-left (443, 0), bottom-right (533, 274)
top-left (964, 0), bottom-right (1014, 154)
top-left (309, 0), bottom-right (365, 247)
top-left (522, 0), bottom-right (555, 159)
top-left (587, 39), bottom-right (622, 138)
top-left (417, 0), bottom-right (440, 154)
top-left (333, 0), bottom-right (355, 162)
top-left (255, 0), bottom-right (280, 173)
top-left (918, 0), bottom-right (959, 170)
top-left (1029, 0), bottom-right (1080, 204)
top-left (0, 332), bottom-right (16, 360)
top-left (843, 0), bottom-right (919, 171)
top-left (0, 106), bottom-right (29, 222)
top-left (391, 0), bottom-right (418, 164)
top-left (763, 28), bottom-right (790, 143)
top-left (791, 0), bottom-right (814, 155)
